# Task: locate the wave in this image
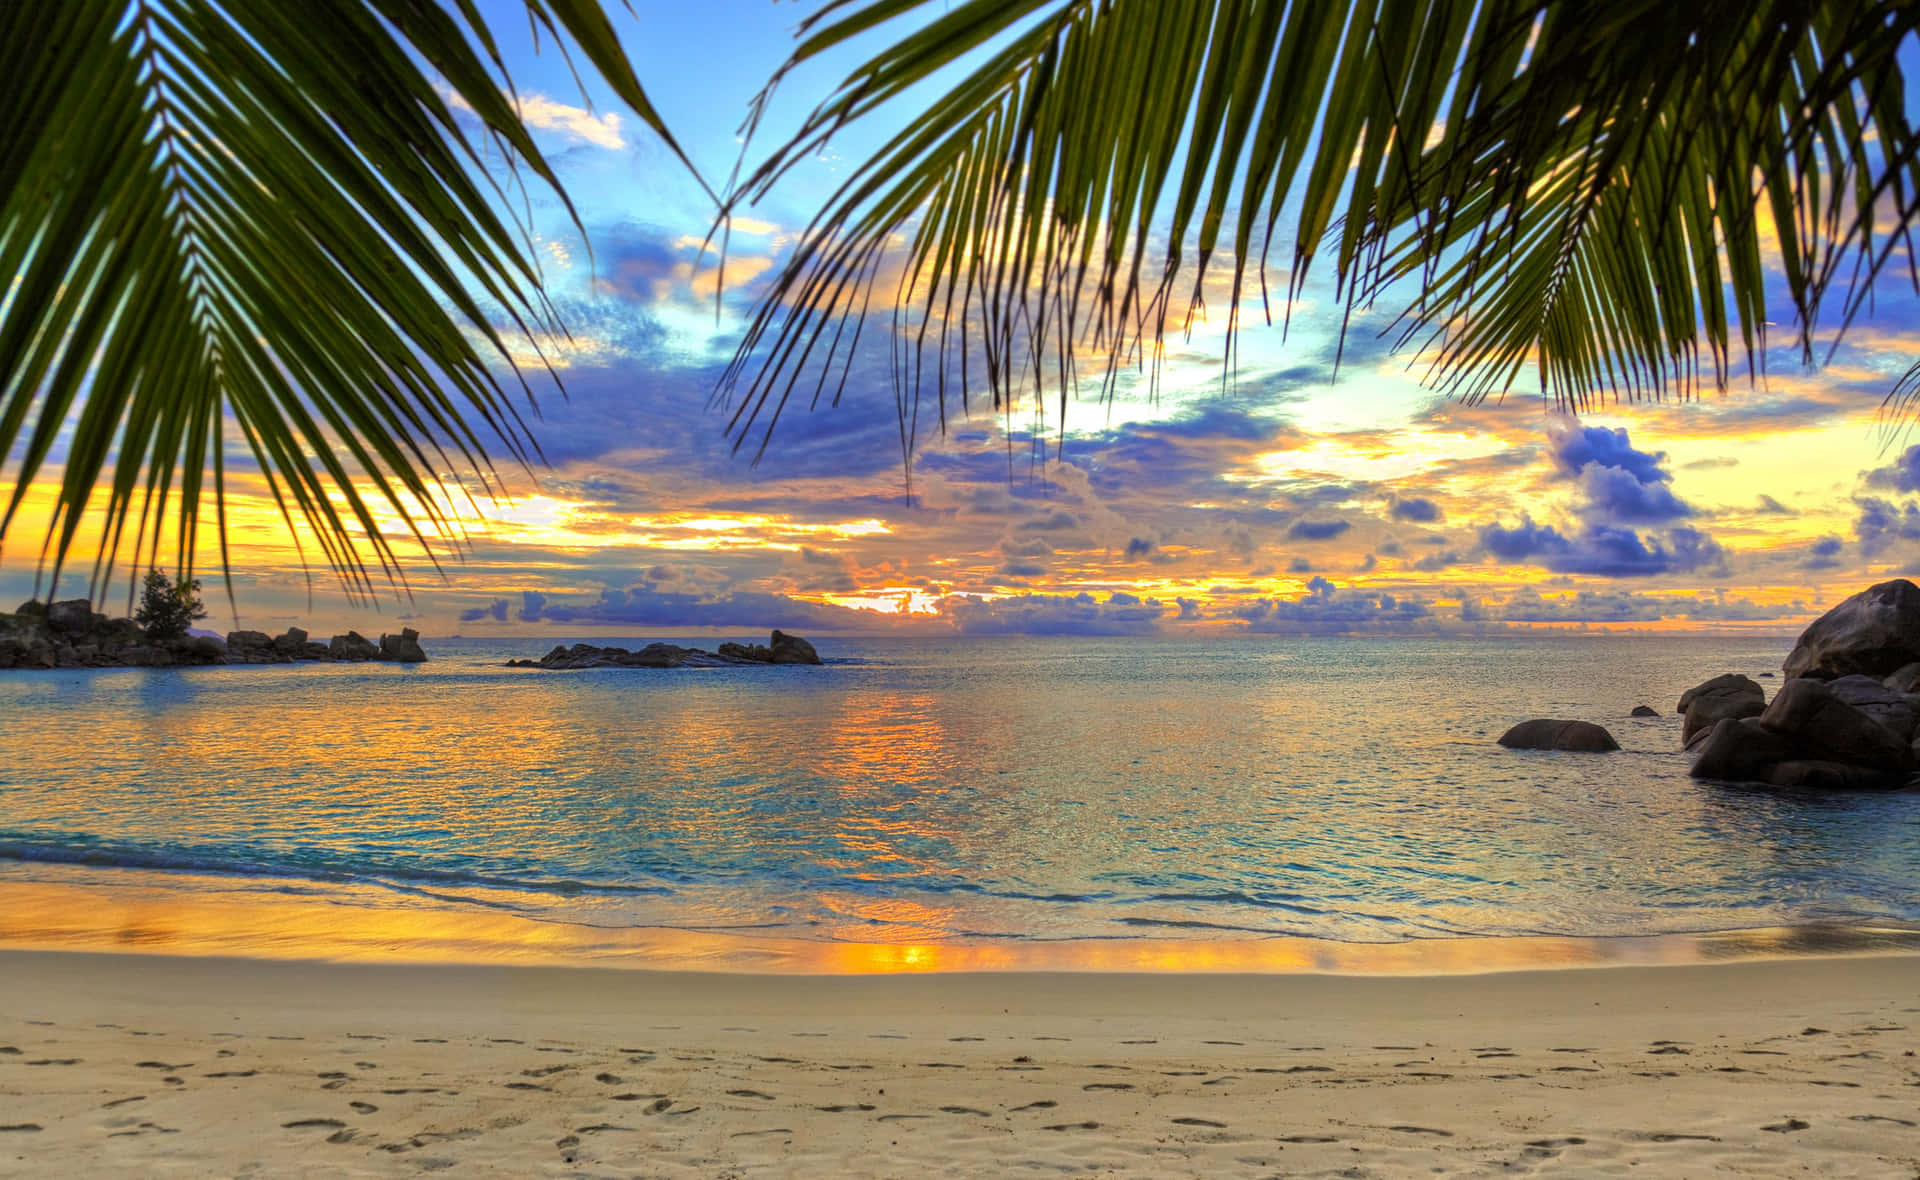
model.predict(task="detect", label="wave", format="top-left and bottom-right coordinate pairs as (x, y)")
top-left (0, 835), bottom-right (676, 902)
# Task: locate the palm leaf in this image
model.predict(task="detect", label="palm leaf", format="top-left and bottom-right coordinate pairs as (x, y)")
top-left (0, 0), bottom-right (693, 601)
top-left (720, 0), bottom-right (1920, 460)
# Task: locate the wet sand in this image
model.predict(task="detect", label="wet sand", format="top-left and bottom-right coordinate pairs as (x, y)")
top-left (2, 949), bottom-right (1917, 1177)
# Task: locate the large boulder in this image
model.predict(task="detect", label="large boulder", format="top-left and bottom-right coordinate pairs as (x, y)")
top-left (1676, 673), bottom-right (1766, 743)
top-left (379, 628), bottom-right (427, 663)
top-left (328, 631), bottom-right (380, 661)
top-left (1758, 678), bottom-right (1912, 771)
top-left (1885, 662), bottom-right (1920, 693)
top-left (1783, 578), bottom-right (1920, 680)
top-left (768, 630), bottom-right (822, 665)
top-left (1497, 719), bottom-right (1620, 752)
top-left (1689, 717), bottom-right (1797, 781)
top-left (272, 626), bottom-right (309, 655)
top-left (1824, 674), bottom-right (1919, 743)
top-left (45, 598), bottom-right (100, 635)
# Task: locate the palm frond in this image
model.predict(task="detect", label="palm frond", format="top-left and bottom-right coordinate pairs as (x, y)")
top-left (0, 0), bottom-right (690, 601)
top-left (720, 0), bottom-right (1920, 459)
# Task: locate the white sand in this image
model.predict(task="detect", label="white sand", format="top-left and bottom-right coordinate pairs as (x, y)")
top-left (2, 949), bottom-right (1917, 1177)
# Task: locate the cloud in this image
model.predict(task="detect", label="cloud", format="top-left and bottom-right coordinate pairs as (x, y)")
top-left (1754, 494), bottom-right (1795, 515)
top-left (1667, 526), bottom-right (1730, 576)
top-left (459, 597), bottom-right (512, 623)
top-left (1229, 581), bottom-right (1435, 635)
top-left (1854, 496), bottom-right (1920, 558)
top-left (444, 86), bottom-right (625, 149)
top-left (1576, 462), bottom-right (1693, 522)
top-left (1864, 445), bottom-right (1920, 495)
top-left (515, 94), bottom-right (625, 148)
top-left (942, 591), bottom-right (1170, 636)
top-left (1802, 534), bottom-right (1846, 571)
top-left (1124, 536), bottom-right (1156, 558)
top-left (1287, 518), bottom-right (1351, 541)
top-left (1478, 515), bottom-right (1676, 577)
top-left (1551, 424), bottom-right (1670, 485)
top-left (1388, 495), bottom-right (1443, 523)
top-left (501, 585), bottom-right (874, 631)
top-left (1551, 422), bottom-right (1693, 523)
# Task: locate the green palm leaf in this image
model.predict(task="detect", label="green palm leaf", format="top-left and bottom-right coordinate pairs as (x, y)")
top-left (721, 0), bottom-right (1920, 460)
top-left (0, 0), bottom-right (692, 600)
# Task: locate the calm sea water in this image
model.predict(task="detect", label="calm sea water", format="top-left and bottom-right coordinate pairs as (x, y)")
top-left (2, 633), bottom-right (1917, 967)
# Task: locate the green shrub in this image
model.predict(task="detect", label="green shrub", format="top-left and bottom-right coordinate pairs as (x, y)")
top-left (134, 568), bottom-right (207, 641)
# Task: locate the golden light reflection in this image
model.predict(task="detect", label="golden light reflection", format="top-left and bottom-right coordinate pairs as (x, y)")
top-left (5, 874), bottom-right (1915, 975)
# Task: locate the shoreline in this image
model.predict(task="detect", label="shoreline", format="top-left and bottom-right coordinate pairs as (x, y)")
top-left (5, 870), bottom-right (1920, 976)
top-left (4, 948), bottom-right (1916, 1175)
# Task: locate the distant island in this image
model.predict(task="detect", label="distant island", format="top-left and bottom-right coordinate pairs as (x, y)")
top-left (0, 598), bottom-right (425, 669)
top-left (509, 630), bottom-right (822, 669)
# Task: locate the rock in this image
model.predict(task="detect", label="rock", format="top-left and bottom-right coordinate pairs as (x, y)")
top-left (1629, 704), bottom-right (1660, 717)
top-left (379, 628), bottom-right (427, 663)
top-left (516, 633), bottom-right (824, 671)
top-left (1824, 674), bottom-right (1918, 742)
top-left (174, 635), bottom-right (227, 664)
top-left (14, 600), bottom-right (46, 619)
top-left (769, 630), bottom-right (821, 665)
top-left (1885, 662), bottom-right (1920, 693)
top-left (45, 599), bottom-right (99, 635)
top-left (1689, 717), bottom-right (1797, 781)
top-left (272, 627), bottom-right (308, 655)
top-left (328, 631), bottom-right (381, 661)
top-left (1763, 760), bottom-right (1907, 791)
top-left (1758, 678), bottom-right (1912, 771)
top-left (1676, 673), bottom-right (1766, 743)
top-left (1783, 578), bottom-right (1920, 680)
top-left (1497, 719), bottom-right (1620, 752)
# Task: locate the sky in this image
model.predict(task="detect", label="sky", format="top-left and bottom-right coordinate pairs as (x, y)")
top-left (9, 1), bottom-right (1920, 639)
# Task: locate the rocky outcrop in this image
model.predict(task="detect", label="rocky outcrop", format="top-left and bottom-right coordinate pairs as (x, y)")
top-left (0, 600), bottom-right (429, 669)
top-left (1497, 719), bottom-right (1620, 752)
top-left (1689, 676), bottom-right (1915, 789)
top-left (380, 628), bottom-right (427, 663)
top-left (1783, 578), bottom-right (1920, 680)
top-left (1676, 673), bottom-right (1766, 743)
top-left (510, 631), bottom-right (825, 671)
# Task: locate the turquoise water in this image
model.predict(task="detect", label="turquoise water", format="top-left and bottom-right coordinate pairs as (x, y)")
top-left (1, 633), bottom-right (1917, 961)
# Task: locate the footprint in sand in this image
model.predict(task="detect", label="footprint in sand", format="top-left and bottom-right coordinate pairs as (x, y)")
top-left (1640, 1132), bottom-right (1720, 1142)
top-left (205, 1069), bottom-right (256, 1078)
top-left (521, 1064), bottom-right (571, 1077)
top-left (350, 1102), bottom-right (378, 1114)
top-left (1849, 1115), bottom-right (1917, 1126)
top-left (727, 1090), bottom-right (774, 1100)
top-left (1762, 1117), bottom-right (1811, 1133)
top-left (0, 1125), bottom-right (41, 1134)
top-left (1083, 1083), bottom-right (1133, 1091)
top-left (610, 1093), bottom-right (666, 1102)
top-left (282, 1118), bottom-right (347, 1130)
top-left (1173, 1117), bottom-right (1227, 1128)
top-left (101, 1096), bottom-right (144, 1109)
top-left (1009, 1101), bottom-right (1057, 1113)
top-left (1388, 1126), bottom-right (1453, 1136)
top-left (595, 1072), bottom-right (623, 1084)
top-left (940, 1106), bottom-right (990, 1116)
top-left (1043, 1121), bottom-right (1099, 1131)
top-left (27, 1059), bottom-right (79, 1066)
top-left (1279, 1134), bottom-right (1338, 1143)
top-left (815, 1104), bottom-right (875, 1113)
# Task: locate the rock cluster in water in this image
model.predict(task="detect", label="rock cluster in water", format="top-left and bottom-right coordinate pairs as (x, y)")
top-left (1502, 579), bottom-right (1920, 791)
top-left (0, 598), bottom-right (427, 668)
top-left (1681, 579), bottom-right (1920, 790)
top-left (508, 629), bottom-right (822, 670)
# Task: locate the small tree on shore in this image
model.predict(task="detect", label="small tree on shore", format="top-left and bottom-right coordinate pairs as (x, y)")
top-left (135, 568), bottom-right (206, 642)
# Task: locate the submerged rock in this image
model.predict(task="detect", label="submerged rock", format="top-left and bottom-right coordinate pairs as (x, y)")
top-left (1497, 719), bottom-right (1620, 752)
top-left (379, 628), bottom-right (427, 663)
top-left (1630, 704), bottom-right (1660, 717)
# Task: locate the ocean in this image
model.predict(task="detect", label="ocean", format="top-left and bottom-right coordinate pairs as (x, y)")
top-left (2, 632), bottom-right (1917, 971)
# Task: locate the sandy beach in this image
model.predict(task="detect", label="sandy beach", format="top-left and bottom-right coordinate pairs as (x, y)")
top-left (2, 949), bottom-right (1916, 1177)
